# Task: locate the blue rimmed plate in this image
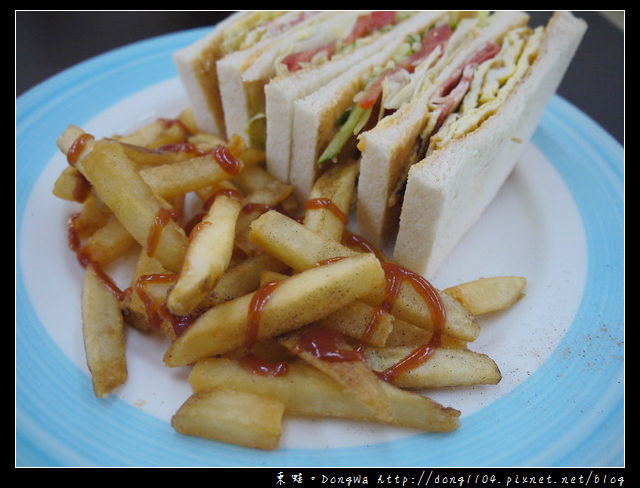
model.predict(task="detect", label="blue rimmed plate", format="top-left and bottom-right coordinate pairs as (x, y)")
top-left (16, 27), bottom-right (624, 467)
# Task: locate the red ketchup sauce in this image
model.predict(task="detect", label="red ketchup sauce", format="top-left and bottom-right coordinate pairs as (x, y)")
top-left (66, 133), bottom-right (94, 166)
top-left (184, 188), bottom-right (245, 237)
top-left (281, 12), bottom-right (398, 72)
top-left (292, 327), bottom-right (363, 362)
top-left (66, 133), bottom-right (95, 202)
top-left (342, 231), bottom-right (447, 382)
top-left (245, 280), bottom-right (283, 350)
top-left (156, 117), bottom-right (192, 136)
top-left (239, 354), bottom-right (290, 377)
top-left (63, 125), bottom-right (244, 339)
top-left (304, 197), bottom-right (348, 225)
top-left (156, 141), bottom-right (243, 177)
top-left (203, 187), bottom-right (244, 211)
top-left (372, 262), bottom-right (446, 382)
top-left (133, 273), bottom-right (197, 337)
top-left (67, 213), bottom-right (127, 302)
top-left (240, 276), bottom-right (290, 377)
top-left (146, 207), bottom-right (179, 257)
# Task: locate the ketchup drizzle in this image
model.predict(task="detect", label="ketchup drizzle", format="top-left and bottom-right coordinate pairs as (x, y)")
top-left (155, 142), bottom-right (200, 154)
top-left (371, 262), bottom-right (446, 381)
top-left (146, 207), bottom-right (178, 257)
top-left (239, 353), bottom-right (290, 377)
top-left (67, 133), bottom-right (94, 166)
top-left (67, 213), bottom-right (90, 267)
top-left (202, 187), bottom-right (244, 211)
top-left (246, 280), bottom-right (283, 349)
top-left (341, 230), bottom-right (447, 381)
top-left (377, 336), bottom-right (441, 383)
top-left (305, 197), bottom-right (348, 225)
top-left (212, 145), bottom-right (243, 176)
top-left (154, 142), bottom-right (243, 176)
top-left (134, 273), bottom-right (177, 330)
top-left (292, 327), bottom-right (363, 362)
top-left (242, 202), bottom-right (275, 215)
top-left (67, 212), bottom-right (128, 303)
top-left (379, 262), bottom-right (446, 331)
top-left (342, 230), bottom-right (385, 260)
top-left (156, 117), bottom-right (192, 136)
top-left (72, 173), bottom-right (91, 203)
top-left (133, 273), bottom-right (197, 337)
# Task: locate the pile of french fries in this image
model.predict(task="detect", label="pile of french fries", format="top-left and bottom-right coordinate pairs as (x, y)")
top-left (53, 108), bottom-right (527, 451)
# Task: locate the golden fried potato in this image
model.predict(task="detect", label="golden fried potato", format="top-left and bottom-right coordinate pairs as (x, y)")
top-left (81, 265), bottom-right (127, 397)
top-left (171, 387), bottom-right (285, 451)
top-left (444, 276), bottom-right (527, 315)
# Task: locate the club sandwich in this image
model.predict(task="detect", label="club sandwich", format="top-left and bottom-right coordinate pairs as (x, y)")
top-left (284, 11), bottom-right (586, 277)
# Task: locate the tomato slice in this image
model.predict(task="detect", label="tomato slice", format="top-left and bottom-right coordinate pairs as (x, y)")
top-left (358, 23), bottom-right (452, 109)
top-left (281, 11), bottom-right (399, 73)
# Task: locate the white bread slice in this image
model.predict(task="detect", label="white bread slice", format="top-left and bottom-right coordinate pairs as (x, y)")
top-left (217, 11), bottom-right (358, 146)
top-left (288, 11), bottom-right (454, 201)
top-left (173, 12), bottom-right (250, 137)
top-left (355, 11), bottom-right (531, 249)
top-left (265, 11), bottom-right (448, 183)
top-left (393, 11), bottom-right (587, 278)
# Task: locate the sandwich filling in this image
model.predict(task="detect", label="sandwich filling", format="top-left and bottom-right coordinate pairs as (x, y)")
top-left (388, 23), bottom-right (544, 207)
top-left (314, 11), bottom-right (545, 211)
top-left (245, 11), bottom-right (417, 149)
top-left (276, 11), bottom-right (413, 74)
top-left (316, 11), bottom-right (487, 165)
top-left (191, 11), bottom-right (320, 137)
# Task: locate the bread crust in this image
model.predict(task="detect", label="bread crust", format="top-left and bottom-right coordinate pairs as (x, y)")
top-left (270, 11), bottom-right (449, 192)
top-left (393, 11), bottom-right (587, 278)
top-left (173, 12), bottom-right (249, 137)
top-left (356, 11), bottom-right (531, 247)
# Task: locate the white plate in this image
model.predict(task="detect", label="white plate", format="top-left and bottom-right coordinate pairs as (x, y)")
top-left (16, 27), bottom-right (624, 467)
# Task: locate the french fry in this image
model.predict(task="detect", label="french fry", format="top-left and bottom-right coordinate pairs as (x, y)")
top-left (53, 109), bottom-right (523, 451)
top-left (171, 387), bottom-right (285, 451)
top-left (249, 209), bottom-right (359, 270)
top-left (204, 253), bottom-right (290, 307)
top-left (186, 132), bottom-right (228, 152)
top-left (80, 217), bottom-right (138, 268)
top-left (248, 210), bottom-right (480, 341)
top-left (313, 300), bottom-right (394, 347)
top-left (278, 327), bottom-right (393, 422)
top-left (258, 270), bottom-right (393, 347)
top-left (444, 276), bottom-right (527, 315)
top-left (166, 187), bottom-right (243, 316)
top-left (227, 133), bottom-right (266, 166)
top-left (163, 252), bottom-right (385, 366)
top-left (232, 164), bottom-right (294, 202)
top-left (52, 166), bottom-right (91, 202)
top-left (78, 139), bottom-right (188, 272)
top-left (66, 193), bottom-right (112, 238)
top-left (176, 107), bottom-right (200, 136)
top-left (303, 158), bottom-right (359, 241)
top-left (361, 346), bottom-right (502, 389)
top-left (122, 249), bottom-right (175, 336)
top-left (113, 117), bottom-right (190, 149)
top-left (189, 357), bottom-right (461, 432)
top-left (139, 153), bottom-right (243, 199)
top-left (230, 166), bottom-right (296, 257)
top-left (56, 124), bottom-right (90, 155)
top-left (384, 318), bottom-right (434, 347)
top-left (117, 141), bottom-right (193, 167)
top-left (81, 264), bottom-right (127, 397)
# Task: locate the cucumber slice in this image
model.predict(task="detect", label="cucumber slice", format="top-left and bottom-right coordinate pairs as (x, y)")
top-left (317, 104), bottom-right (372, 165)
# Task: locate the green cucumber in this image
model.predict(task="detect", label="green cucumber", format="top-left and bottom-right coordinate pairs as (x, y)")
top-left (317, 104), bottom-right (372, 165)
